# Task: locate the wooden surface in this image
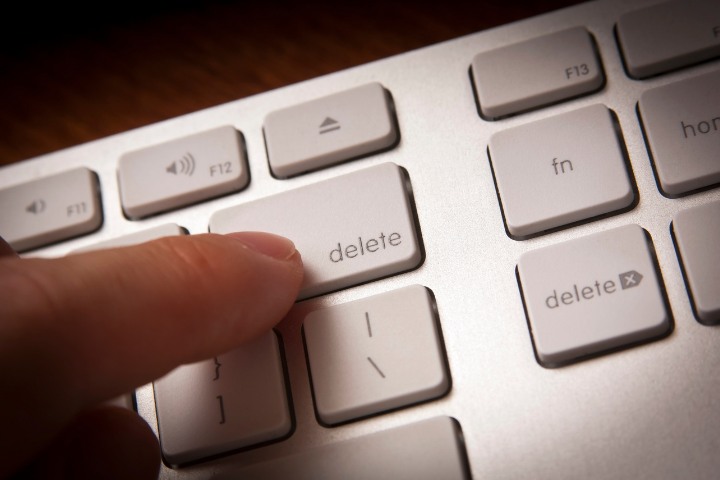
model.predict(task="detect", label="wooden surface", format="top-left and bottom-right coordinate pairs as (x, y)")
top-left (0, 0), bottom-right (583, 166)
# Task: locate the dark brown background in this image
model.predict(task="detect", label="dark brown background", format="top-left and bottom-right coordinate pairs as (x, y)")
top-left (0, 0), bottom-right (582, 166)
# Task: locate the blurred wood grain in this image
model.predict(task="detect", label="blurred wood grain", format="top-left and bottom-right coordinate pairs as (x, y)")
top-left (0, 0), bottom-right (582, 166)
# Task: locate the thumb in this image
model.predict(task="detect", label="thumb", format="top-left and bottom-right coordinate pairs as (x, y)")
top-left (0, 232), bottom-right (303, 477)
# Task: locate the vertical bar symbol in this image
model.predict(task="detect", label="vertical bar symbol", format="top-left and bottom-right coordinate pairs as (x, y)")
top-left (365, 312), bottom-right (372, 337)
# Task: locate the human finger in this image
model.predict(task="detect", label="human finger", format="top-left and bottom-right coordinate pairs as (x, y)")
top-left (0, 232), bottom-right (303, 477)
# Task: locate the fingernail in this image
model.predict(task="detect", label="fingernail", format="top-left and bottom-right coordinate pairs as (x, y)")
top-left (225, 232), bottom-right (297, 261)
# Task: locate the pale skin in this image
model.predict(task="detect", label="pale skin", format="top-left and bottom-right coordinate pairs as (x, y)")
top-left (0, 232), bottom-right (304, 479)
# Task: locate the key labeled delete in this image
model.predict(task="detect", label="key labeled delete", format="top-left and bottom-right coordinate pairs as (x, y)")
top-left (329, 232), bottom-right (403, 262)
top-left (545, 270), bottom-right (643, 309)
top-left (518, 225), bottom-right (669, 367)
top-left (210, 163), bottom-right (421, 299)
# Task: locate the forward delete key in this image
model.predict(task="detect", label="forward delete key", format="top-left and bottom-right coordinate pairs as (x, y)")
top-left (518, 225), bottom-right (670, 367)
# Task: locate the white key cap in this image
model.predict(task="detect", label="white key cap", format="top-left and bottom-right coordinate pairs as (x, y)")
top-left (0, 167), bottom-right (102, 252)
top-left (210, 163), bottom-right (422, 299)
top-left (616, 0), bottom-right (720, 79)
top-left (304, 285), bottom-right (449, 425)
top-left (673, 200), bottom-right (720, 325)
top-left (154, 331), bottom-right (291, 465)
top-left (264, 83), bottom-right (398, 177)
top-left (73, 223), bottom-right (185, 252)
top-left (471, 27), bottom-right (604, 118)
top-left (639, 70), bottom-right (720, 196)
top-left (488, 105), bottom-right (633, 237)
top-left (226, 416), bottom-right (469, 480)
top-left (518, 225), bottom-right (670, 367)
top-left (118, 126), bottom-right (249, 219)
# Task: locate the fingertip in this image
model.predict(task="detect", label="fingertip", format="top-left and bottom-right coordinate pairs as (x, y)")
top-left (224, 231), bottom-right (300, 262)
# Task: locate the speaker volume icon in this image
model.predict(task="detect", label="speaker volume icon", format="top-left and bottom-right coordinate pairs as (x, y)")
top-left (166, 153), bottom-right (196, 176)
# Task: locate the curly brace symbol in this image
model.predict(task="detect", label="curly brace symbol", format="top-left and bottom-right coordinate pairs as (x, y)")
top-left (213, 357), bottom-right (222, 381)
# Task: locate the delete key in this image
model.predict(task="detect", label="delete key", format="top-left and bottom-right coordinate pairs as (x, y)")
top-left (517, 224), bottom-right (670, 367)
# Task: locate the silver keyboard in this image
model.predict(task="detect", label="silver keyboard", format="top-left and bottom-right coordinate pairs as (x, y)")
top-left (1, 0), bottom-right (719, 478)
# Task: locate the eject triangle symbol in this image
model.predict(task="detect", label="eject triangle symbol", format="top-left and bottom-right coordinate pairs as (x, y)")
top-left (320, 117), bottom-right (339, 127)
